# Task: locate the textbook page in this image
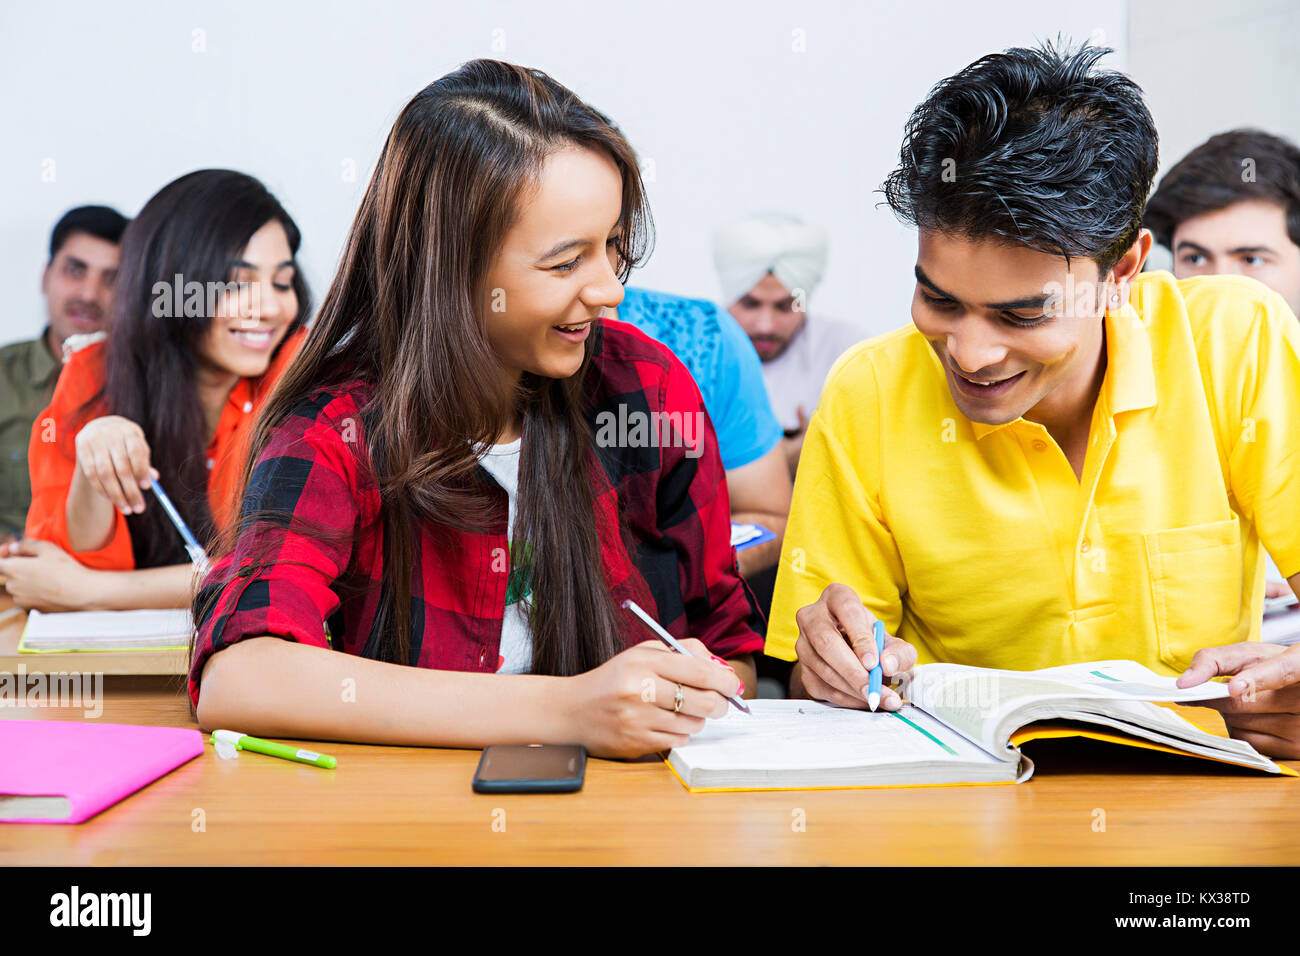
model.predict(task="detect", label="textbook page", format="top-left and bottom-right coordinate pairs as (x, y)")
top-left (671, 699), bottom-right (1002, 772)
top-left (899, 660), bottom-right (1230, 757)
top-left (1027, 700), bottom-right (1277, 770)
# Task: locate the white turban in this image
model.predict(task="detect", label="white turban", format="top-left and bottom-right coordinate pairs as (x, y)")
top-left (712, 212), bottom-right (829, 307)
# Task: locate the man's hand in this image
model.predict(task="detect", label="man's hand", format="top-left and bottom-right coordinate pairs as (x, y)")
top-left (792, 582), bottom-right (917, 709)
top-left (1178, 642), bottom-right (1300, 759)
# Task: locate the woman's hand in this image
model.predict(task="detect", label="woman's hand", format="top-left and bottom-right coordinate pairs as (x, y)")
top-left (792, 582), bottom-right (918, 709)
top-left (566, 638), bottom-right (743, 758)
top-left (0, 538), bottom-right (100, 611)
top-left (73, 415), bottom-right (158, 515)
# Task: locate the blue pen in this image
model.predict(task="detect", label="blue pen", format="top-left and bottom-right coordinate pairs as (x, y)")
top-left (149, 477), bottom-right (210, 572)
top-left (866, 619), bottom-right (885, 712)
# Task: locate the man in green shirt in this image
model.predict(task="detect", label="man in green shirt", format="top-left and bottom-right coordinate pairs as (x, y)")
top-left (1, 205), bottom-right (128, 536)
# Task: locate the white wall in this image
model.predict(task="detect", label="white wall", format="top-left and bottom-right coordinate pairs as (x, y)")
top-left (1, 0), bottom-right (1128, 349)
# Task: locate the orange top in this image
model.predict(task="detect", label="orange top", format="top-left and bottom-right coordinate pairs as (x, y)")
top-left (25, 328), bottom-right (306, 570)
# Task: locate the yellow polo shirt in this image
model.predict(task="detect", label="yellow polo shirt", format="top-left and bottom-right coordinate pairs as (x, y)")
top-left (766, 272), bottom-right (1300, 675)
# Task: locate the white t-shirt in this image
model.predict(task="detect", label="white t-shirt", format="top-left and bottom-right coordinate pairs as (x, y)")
top-left (476, 437), bottom-right (533, 674)
top-left (761, 316), bottom-right (863, 432)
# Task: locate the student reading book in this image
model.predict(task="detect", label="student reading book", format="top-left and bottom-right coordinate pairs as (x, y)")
top-left (768, 42), bottom-right (1300, 760)
top-left (189, 60), bottom-right (756, 759)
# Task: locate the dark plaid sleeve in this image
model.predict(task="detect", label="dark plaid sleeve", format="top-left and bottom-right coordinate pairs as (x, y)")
top-left (655, 351), bottom-right (766, 659)
top-left (188, 392), bottom-right (371, 707)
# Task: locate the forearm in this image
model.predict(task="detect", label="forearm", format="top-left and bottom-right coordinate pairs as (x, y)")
top-left (732, 511), bottom-right (787, 576)
top-left (83, 563), bottom-right (198, 610)
top-left (196, 636), bottom-right (578, 748)
top-left (64, 468), bottom-right (116, 552)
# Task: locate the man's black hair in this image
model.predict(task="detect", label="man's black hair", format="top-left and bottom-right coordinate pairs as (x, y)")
top-left (48, 204), bottom-right (130, 259)
top-left (1144, 128), bottom-right (1300, 251)
top-left (881, 40), bottom-right (1159, 275)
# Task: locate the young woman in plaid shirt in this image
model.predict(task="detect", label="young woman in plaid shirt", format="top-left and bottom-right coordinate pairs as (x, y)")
top-left (189, 60), bottom-right (763, 758)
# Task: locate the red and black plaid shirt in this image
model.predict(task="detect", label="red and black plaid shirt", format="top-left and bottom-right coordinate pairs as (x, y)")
top-left (188, 319), bottom-right (765, 705)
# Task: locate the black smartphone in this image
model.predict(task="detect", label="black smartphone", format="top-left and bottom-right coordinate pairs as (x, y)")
top-left (471, 744), bottom-right (586, 793)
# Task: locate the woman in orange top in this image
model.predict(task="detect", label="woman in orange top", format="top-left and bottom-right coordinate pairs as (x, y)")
top-left (1, 169), bottom-right (311, 611)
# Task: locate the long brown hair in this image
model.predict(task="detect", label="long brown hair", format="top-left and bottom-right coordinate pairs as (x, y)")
top-left (202, 60), bottom-right (653, 675)
top-left (80, 169), bottom-right (310, 568)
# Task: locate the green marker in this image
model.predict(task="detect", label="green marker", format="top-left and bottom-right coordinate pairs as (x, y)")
top-left (211, 729), bottom-right (336, 769)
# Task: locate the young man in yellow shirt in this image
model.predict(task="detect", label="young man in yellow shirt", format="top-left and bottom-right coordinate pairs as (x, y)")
top-left (767, 42), bottom-right (1300, 759)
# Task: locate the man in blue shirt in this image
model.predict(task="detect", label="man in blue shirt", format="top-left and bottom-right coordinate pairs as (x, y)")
top-left (613, 285), bottom-right (791, 582)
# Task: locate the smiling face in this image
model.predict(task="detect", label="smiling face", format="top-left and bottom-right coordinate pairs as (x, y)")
top-left (1171, 199), bottom-right (1300, 316)
top-left (195, 219), bottom-right (299, 381)
top-left (911, 230), bottom-right (1117, 429)
top-left (728, 272), bottom-right (808, 361)
top-left (42, 232), bottom-right (120, 348)
top-left (480, 145), bottom-right (626, 385)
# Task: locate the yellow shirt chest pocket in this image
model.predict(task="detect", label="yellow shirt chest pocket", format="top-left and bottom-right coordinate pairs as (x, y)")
top-left (1144, 515), bottom-right (1249, 673)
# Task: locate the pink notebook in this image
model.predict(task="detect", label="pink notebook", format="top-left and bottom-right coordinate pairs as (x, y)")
top-left (0, 721), bottom-right (204, 824)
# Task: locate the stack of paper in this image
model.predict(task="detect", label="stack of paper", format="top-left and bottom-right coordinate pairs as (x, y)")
top-left (18, 609), bottom-right (193, 653)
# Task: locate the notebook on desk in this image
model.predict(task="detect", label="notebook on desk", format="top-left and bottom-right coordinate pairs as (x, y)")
top-left (665, 659), bottom-right (1296, 791)
top-left (18, 608), bottom-right (192, 653)
top-left (0, 721), bottom-right (204, 823)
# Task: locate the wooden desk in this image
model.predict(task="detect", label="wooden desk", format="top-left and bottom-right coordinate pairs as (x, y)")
top-left (0, 593), bottom-right (187, 676)
top-left (3, 677), bottom-right (1298, 866)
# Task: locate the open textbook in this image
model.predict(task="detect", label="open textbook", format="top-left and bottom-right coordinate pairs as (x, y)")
top-left (666, 659), bottom-right (1297, 791)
